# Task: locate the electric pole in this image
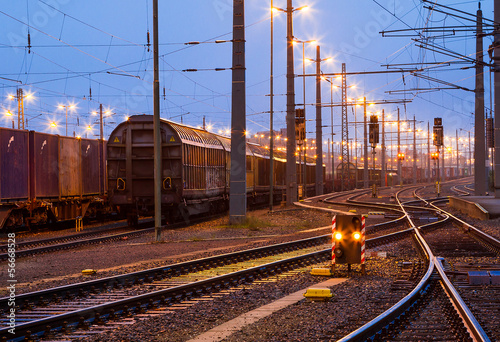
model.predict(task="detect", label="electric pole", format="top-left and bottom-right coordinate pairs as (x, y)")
top-left (475, 3), bottom-right (487, 195)
top-left (269, 0), bottom-right (274, 211)
top-left (397, 108), bottom-right (402, 186)
top-left (230, 0), bottom-right (247, 223)
top-left (413, 115), bottom-right (417, 184)
top-left (152, 0), bottom-right (162, 241)
top-left (340, 63), bottom-right (349, 191)
top-left (363, 97), bottom-right (368, 188)
top-left (381, 109), bottom-right (385, 187)
top-left (285, 0), bottom-right (297, 205)
top-left (494, 0), bottom-right (500, 197)
top-left (315, 45), bottom-right (323, 195)
top-left (427, 121), bottom-right (431, 183)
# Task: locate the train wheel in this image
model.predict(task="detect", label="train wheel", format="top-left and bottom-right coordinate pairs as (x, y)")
top-left (127, 213), bottom-right (139, 227)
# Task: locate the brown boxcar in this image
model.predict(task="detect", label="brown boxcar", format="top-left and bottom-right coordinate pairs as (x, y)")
top-left (0, 129), bottom-right (107, 231)
top-left (107, 115), bottom-right (325, 225)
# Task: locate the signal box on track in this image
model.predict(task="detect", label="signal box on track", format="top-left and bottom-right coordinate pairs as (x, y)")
top-left (333, 214), bottom-right (364, 265)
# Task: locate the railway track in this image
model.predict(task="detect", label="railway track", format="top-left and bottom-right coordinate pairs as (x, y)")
top-left (337, 185), bottom-right (499, 341)
top-left (4, 181), bottom-right (496, 341)
top-left (0, 203), bottom-right (422, 341)
top-left (0, 213), bottom-right (227, 262)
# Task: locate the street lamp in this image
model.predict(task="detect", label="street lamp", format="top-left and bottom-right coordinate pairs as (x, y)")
top-left (307, 48), bottom-right (331, 195)
top-left (58, 103), bottom-right (76, 136)
top-left (5, 110), bottom-right (15, 129)
top-left (293, 38), bottom-right (316, 197)
top-left (273, 1), bottom-right (308, 205)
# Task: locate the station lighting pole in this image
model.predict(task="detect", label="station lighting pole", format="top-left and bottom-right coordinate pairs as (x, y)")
top-left (321, 76), bottom-right (338, 188)
top-left (5, 110), bottom-right (15, 129)
top-left (274, 1), bottom-right (307, 205)
top-left (152, 0), bottom-right (162, 241)
top-left (363, 98), bottom-right (368, 188)
top-left (269, 0), bottom-right (274, 211)
top-left (413, 115), bottom-right (417, 184)
top-left (307, 46), bottom-right (331, 195)
top-left (427, 122), bottom-right (431, 183)
top-left (295, 38), bottom-right (316, 198)
top-left (397, 108), bottom-right (402, 186)
top-left (456, 130), bottom-right (459, 178)
top-left (381, 109), bottom-right (385, 187)
top-left (59, 104), bottom-right (75, 136)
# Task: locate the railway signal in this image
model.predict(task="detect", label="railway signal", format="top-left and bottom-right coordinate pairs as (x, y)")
top-left (295, 108), bottom-right (305, 141)
top-left (332, 214), bottom-right (365, 274)
top-left (369, 114), bottom-right (379, 146)
top-left (433, 118), bottom-right (443, 147)
top-left (432, 118), bottom-right (443, 197)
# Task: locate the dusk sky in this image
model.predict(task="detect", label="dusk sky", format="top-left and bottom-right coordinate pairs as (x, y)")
top-left (0, 1), bottom-right (493, 148)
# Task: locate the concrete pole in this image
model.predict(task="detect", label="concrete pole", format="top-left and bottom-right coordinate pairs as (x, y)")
top-left (469, 131), bottom-right (472, 177)
top-left (99, 104), bottom-right (104, 195)
top-left (229, 0), bottom-right (247, 223)
top-left (476, 4), bottom-right (487, 195)
top-left (413, 115), bottom-right (417, 184)
top-left (456, 129), bottom-right (459, 178)
top-left (327, 138), bottom-right (330, 182)
top-left (381, 109), bottom-right (385, 187)
top-left (331, 82), bottom-right (335, 186)
top-left (286, 0), bottom-right (297, 204)
top-left (302, 42), bottom-right (307, 198)
top-left (442, 140), bottom-right (445, 182)
top-left (363, 98), bottom-right (368, 188)
top-left (494, 1), bottom-right (500, 197)
top-left (397, 108), bottom-right (402, 186)
top-left (355, 105), bottom-right (358, 188)
top-left (152, 0), bottom-right (162, 241)
top-left (315, 45), bottom-right (323, 195)
top-left (427, 121), bottom-right (431, 182)
top-left (269, 0), bottom-right (274, 211)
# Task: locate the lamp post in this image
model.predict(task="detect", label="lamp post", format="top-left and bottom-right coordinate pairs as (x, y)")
top-left (306, 47), bottom-right (331, 196)
top-left (273, 1), bottom-right (308, 206)
top-left (5, 110), bottom-right (15, 129)
top-left (58, 104), bottom-right (75, 136)
top-left (294, 38), bottom-right (316, 198)
top-left (270, 0), bottom-right (274, 211)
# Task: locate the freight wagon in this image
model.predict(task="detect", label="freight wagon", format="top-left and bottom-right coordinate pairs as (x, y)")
top-left (0, 127), bottom-right (107, 231)
top-left (107, 115), bottom-right (323, 225)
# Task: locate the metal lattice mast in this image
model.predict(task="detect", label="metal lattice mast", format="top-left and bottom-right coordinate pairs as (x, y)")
top-left (341, 63), bottom-right (349, 191)
top-left (17, 88), bottom-right (24, 130)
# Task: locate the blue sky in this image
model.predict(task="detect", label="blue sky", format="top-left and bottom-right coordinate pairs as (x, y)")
top-left (0, 0), bottom-right (493, 146)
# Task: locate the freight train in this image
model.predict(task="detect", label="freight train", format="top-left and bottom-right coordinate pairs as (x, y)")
top-left (0, 115), bottom-right (324, 231)
top-left (0, 127), bottom-right (108, 231)
top-left (107, 115), bottom-right (324, 226)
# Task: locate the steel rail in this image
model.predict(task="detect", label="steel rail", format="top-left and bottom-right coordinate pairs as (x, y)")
top-left (434, 257), bottom-right (491, 342)
top-left (338, 185), bottom-right (491, 341)
top-left (0, 249), bottom-right (330, 341)
top-left (337, 187), bottom-right (437, 342)
top-left (0, 228), bottom-right (154, 261)
top-left (0, 234), bottom-right (329, 313)
top-left (415, 192), bottom-right (500, 251)
top-left (0, 231), bottom-right (414, 342)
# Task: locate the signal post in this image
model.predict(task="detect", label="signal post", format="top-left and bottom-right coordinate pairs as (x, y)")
top-left (433, 118), bottom-right (444, 196)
